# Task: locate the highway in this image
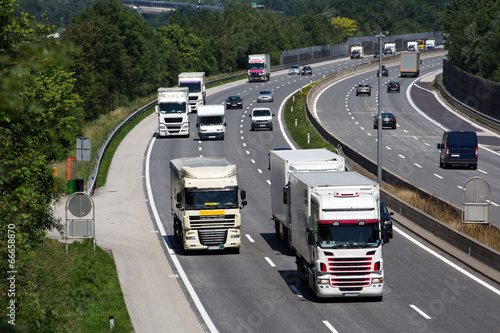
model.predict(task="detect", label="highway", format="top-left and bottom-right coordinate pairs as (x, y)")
top-left (145, 56), bottom-right (500, 332)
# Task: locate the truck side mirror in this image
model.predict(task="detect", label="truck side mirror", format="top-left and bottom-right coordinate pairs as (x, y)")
top-left (196, 123), bottom-right (199, 127)
top-left (282, 187), bottom-right (290, 205)
top-left (176, 192), bottom-right (181, 203)
top-left (224, 122), bottom-right (227, 126)
top-left (383, 230), bottom-right (390, 244)
top-left (240, 190), bottom-right (246, 200)
top-left (307, 227), bottom-right (315, 246)
top-left (155, 106), bottom-right (159, 114)
top-left (437, 143), bottom-right (443, 149)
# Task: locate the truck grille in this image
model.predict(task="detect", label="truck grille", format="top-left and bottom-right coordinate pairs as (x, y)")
top-left (164, 117), bottom-right (183, 123)
top-left (327, 256), bottom-right (373, 287)
top-left (189, 96), bottom-right (198, 101)
top-left (189, 215), bottom-right (236, 229)
top-left (198, 229), bottom-right (227, 246)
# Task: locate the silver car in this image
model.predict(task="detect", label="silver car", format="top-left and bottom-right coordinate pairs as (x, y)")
top-left (257, 89), bottom-right (273, 103)
top-left (288, 65), bottom-right (300, 75)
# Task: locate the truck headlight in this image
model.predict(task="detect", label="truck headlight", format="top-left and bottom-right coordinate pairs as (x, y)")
top-left (230, 234), bottom-right (240, 238)
top-left (372, 278), bottom-right (383, 284)
top-left (317, 279), bottom-right (329, 285)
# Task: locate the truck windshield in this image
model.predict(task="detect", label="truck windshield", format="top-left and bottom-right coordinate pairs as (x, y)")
top-left (317, 224), bottom-right (380, 248)
top-left (249, 63), bottom-right (264, 70)
top-left (185, 189), bottom-right (238, 209)
top-left (159, 102), bottom-right (186, 114)
top-left (199, 116), bottom-right (223, 126)
top-left (179, 82), bottom-right (201, 93)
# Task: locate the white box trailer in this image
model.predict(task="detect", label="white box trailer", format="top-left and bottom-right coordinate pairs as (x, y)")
top-left (269, 148), bottom-right (345, 248)
top-left (400, 51), bottom-right (421, 77)
top-left (196, 104), bottom-right (226, 140)
top-left (287, 171), bottom-right (389, 299)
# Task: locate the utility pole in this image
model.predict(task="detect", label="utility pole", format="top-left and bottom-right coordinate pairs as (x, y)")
top-left (373, 31), bottom-right (389, 185)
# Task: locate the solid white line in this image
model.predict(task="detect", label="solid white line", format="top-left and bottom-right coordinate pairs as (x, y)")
top-left (265, 257), bottom-right (276, 267)
top-left (409, 304), bottom-right (432, 320)
top-left (395, 226), bottom-right (500, 296)
top-left (323, 320), bottom-right (340, 333)
top-left (245, 234), bottom-right (255, 243)
top-left (145, 137), bottom-right (219, 333)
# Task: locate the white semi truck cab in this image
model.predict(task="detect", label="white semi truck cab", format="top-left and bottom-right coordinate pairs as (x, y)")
top-left (178, 72), bottom-right (206, 113)
top-left (170, 157), bottom-right (247, 252)
top-left (155, 87), bottom-right (190, 137)
top-left (287, 171), bottom-right (390, 299)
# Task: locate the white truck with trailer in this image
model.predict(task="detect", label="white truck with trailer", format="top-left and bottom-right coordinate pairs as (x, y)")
top-left (196, 104), bottom-right (226, 140)
top-left (425, 39), bottom-right (436, 50)
top-left (384, 42), bottom-right (396, 54)
top-left (269, 148), bottom-right (345, 248)
top-left (178, 72), bottom-right (206, 113)
top-left (155, 87), bottom-right (190, 137)
top-left (400, 51), bottom-right (421, 77)
top-left (248, 54), bottom-right (271, 82)
top-left (170, 157), bottom-right (247, 252)
top-left (286, 171), bottom-right (390, 299)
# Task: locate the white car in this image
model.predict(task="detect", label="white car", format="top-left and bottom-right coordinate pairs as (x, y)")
top-left (249, 108), bottom-right (274, 130)
top-left (288, 65), bottom-right (300, 75)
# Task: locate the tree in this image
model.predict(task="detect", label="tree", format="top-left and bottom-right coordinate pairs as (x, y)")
top-left (331, 16), bottom-right (357, 41)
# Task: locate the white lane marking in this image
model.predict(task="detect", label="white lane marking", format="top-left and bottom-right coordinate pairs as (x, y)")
top-left (145, 136), bottom-right (218, 333)
top-left (395, 226), bottom-right (500, 296)
top-left (265, 257), bottom-right (276, 267)
top-left (434, 174), bottom-right (443, 179)
top-left (289, 285), bottom-right (304, 298)
top-left (245, 234), bottom-right (255, 243)
top-left (323, 320), bottom-right (340, 333)
top-left (410, 304), bottom-right (432, 320)
top-left (266, 179), bottom-right (271, 185)
top-left (257, 169), bottom-right (262, 174)
top-left (414, 163), bottom-right (423, 168)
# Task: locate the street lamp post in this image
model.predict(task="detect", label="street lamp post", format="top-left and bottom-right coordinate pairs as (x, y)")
top-left (373, 31), bottom-right (388, 185)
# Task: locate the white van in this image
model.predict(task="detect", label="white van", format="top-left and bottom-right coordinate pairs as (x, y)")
top-left (196, 104), bottom-right (226, 140)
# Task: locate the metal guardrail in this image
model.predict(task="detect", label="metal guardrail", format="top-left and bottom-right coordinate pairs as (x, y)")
top-left (86, 100), bottom-right (156, 196)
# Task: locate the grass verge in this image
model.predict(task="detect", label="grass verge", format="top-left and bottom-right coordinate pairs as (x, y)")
top-left (8, 239), bottom-right (132, 332)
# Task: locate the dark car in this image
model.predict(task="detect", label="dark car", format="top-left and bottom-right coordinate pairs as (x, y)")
top-left (380, 201), bottom-right (394, 238)
top-left (301, 66), bottom-right (312, 75)
top-left (373, 51), bottom-right (380, 59)
top-left (437, 131), bottom-right (478, 169)
top-left (383, 48), bottom-right (393, 55)
top-left (225, 96), bottom-right (243, 109)
top-left (387, 81), bottom-right (400, 93)
top-left (350, 50), bottom-right (361, 59)
top-left (356, 83), bottom-right (371, 96)
top-left (374, 112), bottom-right (397, 129)
top-left (377, 65), bottom-right (389, 77)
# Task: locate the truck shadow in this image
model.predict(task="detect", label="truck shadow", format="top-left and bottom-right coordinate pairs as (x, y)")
top-left (260, 232), bottom-right (294, 256)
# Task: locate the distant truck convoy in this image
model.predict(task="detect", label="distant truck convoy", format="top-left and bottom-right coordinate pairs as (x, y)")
top-left (248, 54), bottom-right (271, 82)
top-left (400, 51), bottom-right (421, 77)
top-left (196, 104), bottom-right (226, 140)
top-left (286, 171), bottom-right (390, 299)
top-left (155, 87), bottom-right (190, 137)
top-left (350, 46), bottom-right (364, 59)
top-left (170, 157), bottom-right (247, 252)
top-left (269, 148), bottom-right (345, 248)
top-left (178, 72), bottom-right (206, 113)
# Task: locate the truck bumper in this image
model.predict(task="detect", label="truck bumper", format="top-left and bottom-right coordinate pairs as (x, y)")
top-left (315, 274), bottom-right (384, 298)
top-left (182, 229), bottom-right (241, 250)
